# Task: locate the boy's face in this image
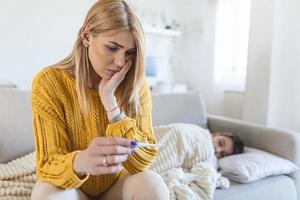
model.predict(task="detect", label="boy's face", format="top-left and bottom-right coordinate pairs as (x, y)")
top-left (212, 133), bottom-right (234, 158)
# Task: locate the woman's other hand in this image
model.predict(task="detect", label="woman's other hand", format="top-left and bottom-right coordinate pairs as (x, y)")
top-left (98, 59), bottom-right (132, 111)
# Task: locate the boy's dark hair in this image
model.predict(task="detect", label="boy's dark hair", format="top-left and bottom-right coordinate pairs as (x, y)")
top-left (222, 132), bottom-right (245, 154)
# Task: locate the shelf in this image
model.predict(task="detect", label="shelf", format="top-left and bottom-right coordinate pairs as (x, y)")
top-left (144, 26), bottom-right (181, 37)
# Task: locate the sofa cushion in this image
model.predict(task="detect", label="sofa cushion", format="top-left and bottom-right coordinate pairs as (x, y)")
top-left (151, 92), bottom-right (207, 128)
top-left (0, 88), bottom-right (35, 163)
top-left (214, 175), bottom-right (297, 200)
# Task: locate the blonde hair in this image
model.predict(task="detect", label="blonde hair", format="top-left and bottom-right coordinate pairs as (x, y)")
top-left (53, 0), bottom-right (145, 117)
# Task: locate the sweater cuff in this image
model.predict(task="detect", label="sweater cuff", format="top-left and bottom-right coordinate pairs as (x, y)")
top-left (106, 117), bottom-right (137, 139)
top-left (124, 147), bottom-right (157, 174)
top-left (67, 151), bottom-right (90, 188)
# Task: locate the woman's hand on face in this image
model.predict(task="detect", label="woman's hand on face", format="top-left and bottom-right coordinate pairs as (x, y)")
top-left (98, 58), bottom-right (132, 99)
top-left (73, 137), bottom-right (136, 176)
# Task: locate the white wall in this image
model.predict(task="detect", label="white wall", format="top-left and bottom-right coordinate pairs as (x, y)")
top-left (241, 0), bottom-right (300, 131)
top-left (267, 0), bottom-right (300, 130)
top-left (128, 0), bottom-right (180, 83)
top-left (242, 0), bottom-right (274, 124)
top-left (173, 0), bottom-right (224, 114)
top-left (130, 0), bottom-right (222, 114)
top-left (0, 0), bottom-right (96, 89)
top-left (224, 91), bottom-right (244, 119)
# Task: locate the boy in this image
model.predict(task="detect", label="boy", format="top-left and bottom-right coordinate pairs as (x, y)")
top-left (212, 132), bottom-right (244, 159)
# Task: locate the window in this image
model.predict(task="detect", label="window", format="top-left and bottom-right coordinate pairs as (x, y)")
top-left (214, 0), bottom-right (251, 92)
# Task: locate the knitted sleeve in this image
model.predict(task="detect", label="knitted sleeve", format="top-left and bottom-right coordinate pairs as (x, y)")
top-left (31, 71), bottom-right (89, 189)
top-left (106, 80), bottom-right (158, 174)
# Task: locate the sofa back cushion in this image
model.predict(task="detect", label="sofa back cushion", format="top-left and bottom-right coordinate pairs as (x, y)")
top-left (0, 88), bottom-right (35, 163)
top-left (151, 92), bottom-right (207, 128)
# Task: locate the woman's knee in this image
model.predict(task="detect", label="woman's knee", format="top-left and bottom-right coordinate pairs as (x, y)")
top-left (31, 180), bottom-right (89, 200)
top-left (123, 170), bottom-right (169, 200)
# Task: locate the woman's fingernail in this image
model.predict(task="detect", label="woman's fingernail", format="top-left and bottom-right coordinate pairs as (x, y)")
top-left (131, 141), bottom-right (137, 146)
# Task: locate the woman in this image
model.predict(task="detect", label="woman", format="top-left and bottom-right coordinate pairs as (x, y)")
top-left (30, 0), bottom-right (169, 199)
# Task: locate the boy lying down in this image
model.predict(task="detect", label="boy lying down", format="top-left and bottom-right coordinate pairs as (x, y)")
top-left (212, 131), bottom-right (244, 159)
top-left (148, 123), bottom-right (245, 200)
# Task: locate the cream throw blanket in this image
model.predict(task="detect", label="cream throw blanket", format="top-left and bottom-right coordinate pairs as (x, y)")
top-left (0, 152), bottom-right (36, 200)
top-left (150, 123), bottom-right (229, 200)
top-left (0, 123), bottom-right (228, 200)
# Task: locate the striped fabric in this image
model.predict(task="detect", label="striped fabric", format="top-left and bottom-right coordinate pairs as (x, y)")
top-left (150, 123), bottom-right (229, 200)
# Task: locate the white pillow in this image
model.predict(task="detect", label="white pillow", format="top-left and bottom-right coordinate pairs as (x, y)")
top-left (218, 147), bottom-right (298, 183)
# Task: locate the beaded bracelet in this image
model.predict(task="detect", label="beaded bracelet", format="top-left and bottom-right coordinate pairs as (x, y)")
top-left (109, 110), bottom-right (126, 123)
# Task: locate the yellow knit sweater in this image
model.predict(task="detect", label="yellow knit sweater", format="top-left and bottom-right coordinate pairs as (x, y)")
top-left (31, 67), bottom-right (157, 196)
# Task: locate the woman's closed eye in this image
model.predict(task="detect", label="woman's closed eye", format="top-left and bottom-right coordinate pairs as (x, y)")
top-left (106, 45), bottom-right (118, 53)
top-left (106, 46), bottom-right (136, 58)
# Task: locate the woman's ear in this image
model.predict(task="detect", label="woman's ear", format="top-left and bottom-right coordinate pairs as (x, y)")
top-left (81, 26), bottom-right (91, 47)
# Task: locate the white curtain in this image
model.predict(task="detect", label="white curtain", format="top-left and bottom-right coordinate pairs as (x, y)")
top-left (214, 0), bottom-right (251, 92)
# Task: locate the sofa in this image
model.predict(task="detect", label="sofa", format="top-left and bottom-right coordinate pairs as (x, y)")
top-left (0, 88), bottom-right (299, 200)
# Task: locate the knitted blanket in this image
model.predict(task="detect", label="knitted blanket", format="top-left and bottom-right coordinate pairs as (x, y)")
top-left (150, 123), bottom-right (229, 200)
top-left (0, 152), bottom-right (36, 200)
